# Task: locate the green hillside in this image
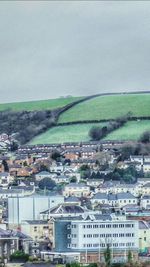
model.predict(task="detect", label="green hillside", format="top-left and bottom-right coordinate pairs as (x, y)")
top-left (0, 96), bottom-right (82, 111)
top-left (58, 94), bottom-right (150, 123)
top-left (30, 123), bottom-right (106, 144)
top-left (1, 92), bottom-right (150, 144)
top-left (30, 120), bottom-right (150, 144)
top-left (104, 120), bottom-right (150, 141)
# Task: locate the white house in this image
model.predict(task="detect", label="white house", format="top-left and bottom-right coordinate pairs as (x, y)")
top-left (35, 171), bottom-right (52, 181)
top-left (91, 192), bottom-right (137, 208)
top-left (143, 163), bottom-right (150, 173)
top-left (0, 172), bottom-right (13, 187)
top-left (140, 195), bottom-right (150, 209)
top-left (63, 183), bottom-right (90, 197)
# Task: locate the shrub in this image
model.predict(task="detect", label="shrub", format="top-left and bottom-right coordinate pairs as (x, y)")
top-left (39, 177), bottom-right (56, 190)
top-left (10, 251), bottom-right (29, 262)
top-left (139, 131), bottom-right (150, 143)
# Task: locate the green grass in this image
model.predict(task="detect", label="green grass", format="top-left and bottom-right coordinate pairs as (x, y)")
top-left (0, 96), bottom-right (82, 111)
top-left (30, 123), bottom-right (106, 144)
top-left (104, 120), bottom-right (150, 140)
top-left (58, 94), bottom-right (150, 123)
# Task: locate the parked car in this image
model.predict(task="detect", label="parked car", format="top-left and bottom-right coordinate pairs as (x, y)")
top-left (139, 252), bottom-right (148, 256)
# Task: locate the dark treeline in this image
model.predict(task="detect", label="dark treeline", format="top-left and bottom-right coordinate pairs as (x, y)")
top-left (0, 109), bottom-right (58, 144)
top-left (89, 114), bottom-right (130, 141)
top-left (119, 141), bottom-right (150, 160)
top-left (0, 95), bottom-right (102, 145)
top-left (0, 96), bottom-right (96, 145)
top-left (58, 116), bottom-right (150, 126)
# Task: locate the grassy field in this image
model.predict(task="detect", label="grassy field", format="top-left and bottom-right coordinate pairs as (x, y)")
top-left (30, 123), bottom-right (106, 144)
top-left (0, 96), bottom-right (83, 111)
top-left (104, 120), bottom-right (150, 141)
top-left (58, 93), bottom-right (150, 123)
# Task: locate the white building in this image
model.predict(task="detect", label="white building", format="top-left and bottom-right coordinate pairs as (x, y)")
top-left (0, 172), bottom-right (13, 187)
top-left (35, 171), bottom-right (52, 181)
top-left (143, 163), bottom-right (150, 173)
top-left (91, 192), bottom-right (138, 208)
top-left (8, 194), bottom-right (64, 227)
top-left (140, 195), bottom-right (150, 209)
top-left (0, 187), bottom-right (35, 199)
top-left (63, 183), bottom-right (90, 197)
top-left (49, 213), bottom-right (139, 264)
top-left (69, 215), bottom-right (138, 252)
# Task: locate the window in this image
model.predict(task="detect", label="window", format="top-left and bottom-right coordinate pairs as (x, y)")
top-left (119, 233), bottom-right (124, 237)
top-left (87, 225), bottom-right (92, 228)
top-left (106, 224), bottom-right (111, 228)
top-left (126, 242), bottom-right (133, 247)
top-left (100, 234), bottom-right (105, 238)
top-left (125, 224), bottom-right (132, 228)
top-left (67, 234), bottom-right (71, 239)
top-left (43, 226), bottom-right (49, 229)
top-left (34, 227), bottom-right (37, 232)
top-left (93, 224), bottom-right (98, 228)
top-left (113, 224), bottom-right (118, 228)
top-left (87, 244), bottom-right (92, 247)
top-left (87, 234), bottom-right (92, 238)
top-left (72, 234), bottom-right (77, 238)
top-left (119, 243), bottom-right (125, 247)
top-left (113, 234), bottom-right (118, 237)
top-left (93, 243), bottom-right (99, 247)
top-left (106, 234), bottom-right (111, 237)
top-left (93, 234), bottom-right (99, 238)
top-left (100, 224), bottom-right (105, 228)
top-left (126, 233), bottom-right (132, 237)
top-left (144, 237), bottom-right (146, 241)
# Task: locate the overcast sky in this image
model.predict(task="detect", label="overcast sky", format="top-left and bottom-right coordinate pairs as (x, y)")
top-left (1, 1), bottom-right (150, 103)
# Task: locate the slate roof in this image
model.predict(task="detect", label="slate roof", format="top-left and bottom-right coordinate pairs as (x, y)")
top-left (142, 195), bottom-right (150, 200)
top-left (50, 204), bottom-right (85, 214)
top-left (23, 220), bottom-right (48, 225)
top-left (65, 183), bottom-right (89, 188)
top-left (11, 230), bottom-right (32, 239)
top-left (37, 171), bottom-right (51, 175)
top-left (122, 204), bottom-right (140, 212)
top-left (92, 193), bottom-right (108, 200)
top-left (139, 221), bottom-right (149, 229)
top-left (65, 196), bottom-right (80, 203)
top-left (0, 172), bottom-right (9, 177)
top-left (0, 228), bottom-right (13, 237)
top-left (116, 192), bottom-right (136, 199)
top-left (92, 192), bottom-right (136, 201)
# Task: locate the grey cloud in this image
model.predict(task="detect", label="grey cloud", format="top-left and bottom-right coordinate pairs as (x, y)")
top-left (0, 1), bottom-right (150, 102)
